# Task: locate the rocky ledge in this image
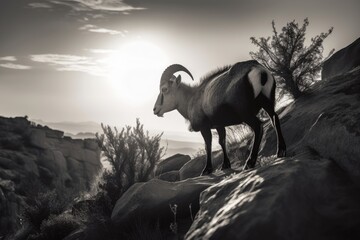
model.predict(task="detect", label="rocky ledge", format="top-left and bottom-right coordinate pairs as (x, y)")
top-left (0, 117), bottom-right (101, 235)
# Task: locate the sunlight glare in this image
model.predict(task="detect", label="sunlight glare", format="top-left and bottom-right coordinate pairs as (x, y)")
top-left (108, 40), bottom-right (168, 105)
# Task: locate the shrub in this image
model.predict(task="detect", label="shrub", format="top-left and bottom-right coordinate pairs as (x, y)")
top-left (67, 120), bottom-right (165, 240)
top-left (250, 18), bottom-right (334, 99)
top-left (28, 213), bottom-right (81, 240)
top-left (20, 185), bottom-right (79, 239)
top-left (96, 119), bottom-right (164, 205)
top-left (23, 191), bottom-right (66, 231)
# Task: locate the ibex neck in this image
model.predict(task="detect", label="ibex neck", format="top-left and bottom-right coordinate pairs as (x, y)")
top-left (176, 83), bottom-right (195, 120)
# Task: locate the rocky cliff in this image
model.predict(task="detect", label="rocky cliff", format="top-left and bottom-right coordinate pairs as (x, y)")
top-left (110, 40), bottom-right (360, 239)
top-left (322, 37), bottom-right (360, 79)
top-left (0, 117), bottom-right (101, 235)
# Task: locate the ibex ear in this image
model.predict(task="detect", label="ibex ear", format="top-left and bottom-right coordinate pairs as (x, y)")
top-left (175, 74), bottom-right (182, 85)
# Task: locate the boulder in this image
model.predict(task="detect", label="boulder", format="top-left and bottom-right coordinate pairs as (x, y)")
top-left (302, 112), bottom-right (360, 185)
top-left (0, 151), bottom-right (38, 176)
top-left (15, 152), bottom-right (39, 176)
top-left (28, 128), bottom-right (48, 149)
top-left (58, 139), bottom-right (86, 159)
top-left (53, 150), bottom-right (68, 172)
top-left (84, 139), bottom-right (98, 151)
top-left (158, 170), bottom-right (180, 182)
top-left (67, 157), bottom-right (85, 185)
top-left (186, 154), bottom-right (360, 240)
top-left (179, 151), bottom-right (224, 180)
top-left (39, 149), bottom-right (57, 173)
top-left (322, 37), bottom-right (360, 79)
top-left (179, 156), bottom-right (206, 180)
top-left (45, 128), bottom-right (64, 139)
top-left (260, 68), bottom-right (360, 185)
top-left (111, 171), bottom-right (235, 227)
top-left (155, 154), bottom-right (191, 176)
top-left (83, 149), bottom-right (100, 166)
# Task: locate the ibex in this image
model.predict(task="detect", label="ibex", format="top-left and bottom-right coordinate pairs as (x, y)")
top-left (153, 60), bottom-right (286, 175)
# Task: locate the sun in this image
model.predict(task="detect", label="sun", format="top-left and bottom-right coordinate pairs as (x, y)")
top-left (108, 40), bottom-right (168, 105)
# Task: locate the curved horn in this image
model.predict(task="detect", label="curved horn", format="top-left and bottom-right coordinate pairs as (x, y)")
top-left (160, 64), bottom-right (193, 86)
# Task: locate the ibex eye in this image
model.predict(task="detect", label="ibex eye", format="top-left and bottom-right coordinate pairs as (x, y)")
top-left (162, 87), bottom-right (168, 93)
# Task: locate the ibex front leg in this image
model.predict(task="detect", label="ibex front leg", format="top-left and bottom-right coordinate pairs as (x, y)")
top-left (243, 116), bottom-right (263, 170)
top-left (216, 127), bottom-right (231, 170)
top-left (201, 128), bottom-right (213, 175)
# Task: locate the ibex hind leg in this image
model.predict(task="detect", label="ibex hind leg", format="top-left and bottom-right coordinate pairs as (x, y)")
top-left (259, 93), bottom-right (286, 158)
top-left (216, 127), bottom-right (231, 170)
top-left (201, 128), bottom-right (213, 175)
top-left (243, 116), bottom-right (263, 170)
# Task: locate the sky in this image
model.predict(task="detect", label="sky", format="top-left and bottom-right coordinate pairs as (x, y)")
top-left (0, 0), bottom-right (359, 137)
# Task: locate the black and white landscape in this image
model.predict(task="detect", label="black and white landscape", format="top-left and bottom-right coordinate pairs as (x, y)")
top-left (0, 1), bottom-right (360, 240)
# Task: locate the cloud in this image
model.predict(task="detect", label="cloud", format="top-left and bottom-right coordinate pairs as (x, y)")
top-left (30, 54), bottom-right (106, 76)
top-left (50, 0), bottom-right (145, 12)
top-left (0, 56), bottom-right (32, 70)
top-left (0, 56), bottom-right (17, 61)
top-left (79, 24), bottom-right (125, 35)
top-left (87, 49), bottom-right (116, 54)
top-left (28, 2), bottom-right (53, 9)
top-left (31, 54), bottom-right (89, 65)
top-left (0, 63), bottom-right (32, 70)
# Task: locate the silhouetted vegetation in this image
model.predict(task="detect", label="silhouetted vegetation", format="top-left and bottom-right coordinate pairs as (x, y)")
top-left (27, 213), bottom-right (80, 240)
top-left (73, 119), bottom-right (165, 239)
top-left (14, 184), bottom-right (81, 240)
top-left (96, 118), bottom-right (164, 205)
top-left (250, 18), bottom-right (334, 99)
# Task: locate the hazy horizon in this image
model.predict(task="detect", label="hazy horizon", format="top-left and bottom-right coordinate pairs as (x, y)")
top-left (31, 117), bottom-right (205, 142)
top-left (1, 0), bottom-right (360, 137)
top-left (30, 117), bottom-right (206, 158)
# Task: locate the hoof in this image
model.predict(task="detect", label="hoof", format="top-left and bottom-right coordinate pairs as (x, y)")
top-left (201, 167), bottom-right (213, 175)
top-left (242, 159), bottom-right (255, 171)
top-left (277, 149), bottom-right (286, 158)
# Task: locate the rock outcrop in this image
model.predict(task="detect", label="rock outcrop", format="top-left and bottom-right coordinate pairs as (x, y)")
top-left (111, 175), bottom-right (222, 225)
top-left (109, 41), bottom-right (360, 239)
top-left (156, 150), bottom-right (236, 182)
top-left (260, 67), bottom-right (360, 185)
top-left (111, 170), bottom-right (236, 237)
top-left (155, 153), bottom-right (191, 176)
top-left (185, 59), bottom-right (360, 240)
top-left (0, 116), bottom-right (101, 235)
top-left (186, 154), bottom-right (360, 240)
top-left (179, 151), bottom-right (224, 180)
top-left (322, 37), bottom-right (360, 79)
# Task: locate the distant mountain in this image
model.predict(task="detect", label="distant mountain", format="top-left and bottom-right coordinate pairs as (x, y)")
top-left (32, 119), bottom-right (102, 135)
top-left (31, 119), bottom-right (206, 158)
top-left (161, 139), bottom-right (204, 158)
top-left (64, 132), bottom-right (97, 139)
top-left (62, 132), bottom-right (202, 158)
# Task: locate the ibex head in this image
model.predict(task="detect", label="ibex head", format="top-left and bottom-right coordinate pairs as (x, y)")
top-left (153, 64), bottom-right (193, 117)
